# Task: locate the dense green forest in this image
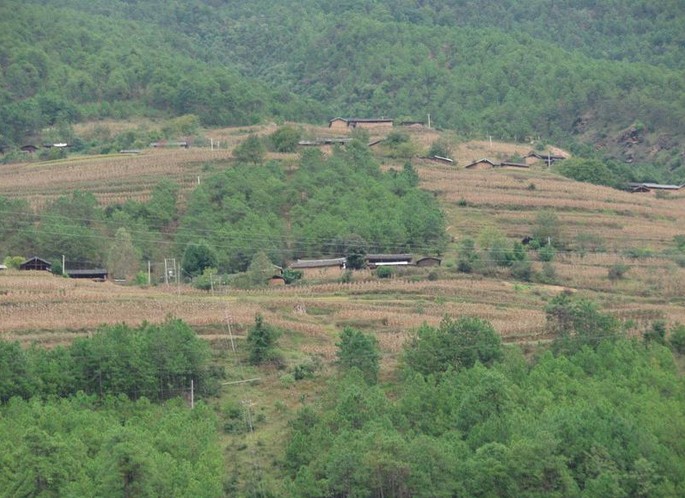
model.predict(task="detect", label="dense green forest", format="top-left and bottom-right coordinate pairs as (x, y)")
top-left (2, 0), bottom-right (685, 177)
top-left (0, 319), bottom-right (224, 496)
top-left (1, 294), bottom-right (684, 496)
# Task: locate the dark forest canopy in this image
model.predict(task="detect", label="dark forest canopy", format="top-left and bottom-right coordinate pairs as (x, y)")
top-left (2, 0), bottom-right (685, 173)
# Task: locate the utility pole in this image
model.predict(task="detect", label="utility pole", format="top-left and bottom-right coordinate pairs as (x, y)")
top-left (427, 113), bottom-right (431, 129)
top-left (147, 260), bottom-right (151, 285)
top-left (190, 379), bottom-right (194, 409)
top-left (62, 255), bottom-right (66, 276)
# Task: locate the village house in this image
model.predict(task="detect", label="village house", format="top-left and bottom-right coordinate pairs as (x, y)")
top-left (19, 257), bottom-right (52, 271)
top-left (465, 158), bottom-right (497, 170)
top-left (328, 118), bottom-right (394, 131)
top-left (288, 257), bottom-right (346, 278)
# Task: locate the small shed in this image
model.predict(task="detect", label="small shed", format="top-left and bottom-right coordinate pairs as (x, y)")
top-left (465, 159), bottom-right (496, 169)
top-left (0, 264), bottom-right (7, 271)
top-left (416, 257), bottom-right (442, 267)
top-left (66, 269), bottom-right (108, 281)
top-left (20, 145), bottom-right (39, 154)
top-left (19, 257), bottom-right (52, 271)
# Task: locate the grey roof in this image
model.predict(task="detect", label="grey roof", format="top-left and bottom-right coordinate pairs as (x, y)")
top-left (465, 158), bottom-right (496, 168)
top-left (365, 254), bottom-right (413, 263)
top-left (628, 182), bottom-right (683, 190)
top-left (289, 258), bottom-right (346, 269)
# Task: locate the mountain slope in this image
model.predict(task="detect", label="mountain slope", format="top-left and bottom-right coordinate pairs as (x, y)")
top-left (3, 0), bottom-right (685, 177)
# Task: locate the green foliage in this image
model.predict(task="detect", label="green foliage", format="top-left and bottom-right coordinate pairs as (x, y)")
top-left (608, 262), bottom-right (630, 281)
top-left (282, 268), bottom-right (303, 285)
top-left (246, 251), bottom-right (276, 287)
top-left (268, 125), bottom-right (301, 153)
top-left (3, 255), bottom-right (25, 269)
top-left (287, 334), bottom-right (685, 497)
top-left (192, 267), bottom-right (218, 291)
top-left (182, 240), bottom-right (218, 278)
top-left (0, 396), bottom-right (223, 497)
top-left (0, 319), bottom-right (215, 402)
top-left (537, 243), bottom-right (556, 262)
top-left (233, 134), bottom-right (266, 164)
top-left (375, 266), bottom-right (393, 279)
top-left (336, 327), bottom-right (380, 384)
top-left (427, 138), bottom-right (452, 159)
top-left (546, 292), bottom-right (621, 354)
top-left (247, 314), bottom-right (281, 366)
top-left (532, 210), bottom-right (562, 248)
top-left (555, 158), bottom-right (618, 188)
top-left (403, 316), bottom-right (503, 376)
top-left (669, 324), bottom-right (685, 354)
top-left (457, 237), bottom-right (479, 273)
top-left (644, 320), bottom-right (667, 346)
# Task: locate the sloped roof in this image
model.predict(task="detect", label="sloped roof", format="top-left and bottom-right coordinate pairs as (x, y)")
top-left (289, 258), bottom-right (346, 269)
top-left (465, 158), bottom-right (496, 168)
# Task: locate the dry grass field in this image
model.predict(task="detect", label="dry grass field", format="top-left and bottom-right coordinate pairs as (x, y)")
top-left (2, 124), bottom-right (685, 358)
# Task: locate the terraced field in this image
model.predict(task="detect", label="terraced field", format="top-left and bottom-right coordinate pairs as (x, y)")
top-left (2, 126), bottom-right (685, 365)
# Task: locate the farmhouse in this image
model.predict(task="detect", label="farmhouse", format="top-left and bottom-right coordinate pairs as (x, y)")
top-left (365, 254), bottom-right (413, 268)
top-left (65, 268), bottom-right (108, 281)
top-left (328, 118), bottom-right (394, 131)
top-left (524, 152), bottom-right (567, 166)
top-left (19, 257), bottom-right (52, 271)
top-left (499, 161), bottom-right (529, 169)
top-left (628, 182), bottom-right (684, 193)
top-left (465, 158), bottom-right (496, 169)
top-left (289, 257), bottom-right (346, 278)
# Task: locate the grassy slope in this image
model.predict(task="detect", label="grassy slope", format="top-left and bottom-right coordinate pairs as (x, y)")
top-left (3, 124), bottom-right (685, 490)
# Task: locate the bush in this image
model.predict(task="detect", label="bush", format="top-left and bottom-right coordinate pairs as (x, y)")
top-left (376, 266), bottom-right (393, 279)
top-left (269, 126), bottom-right (301, 152)
top-left (608, 263), bottom-right (630, 281)
top-left (427, 138), bottom-right (451, 159)
top-left (538, 262), bottom-right (557, 284)
top-left (511, 259), bottom-right (533, 281)
top-left (669, 324), bottom-right (685, 354)
top-left (538, 244), bottom-right (556, 262)
top-left (644, 320), bottom-right (667, 345)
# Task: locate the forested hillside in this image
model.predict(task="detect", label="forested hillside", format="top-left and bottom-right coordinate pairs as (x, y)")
top-left (3, 0), bottom-right (685, 178)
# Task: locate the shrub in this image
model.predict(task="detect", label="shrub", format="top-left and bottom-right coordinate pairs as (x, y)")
top-left (644, 320), bottom-right (667, 345)
top-left (538, 244), bottom-right (556, 262)
top-left (376, 266), bottom-right (393, 279)
top-left (269, 126), bottom-right (301, 152)
top-left (538, 262), bottom-right (557, 284)
top-left (511, 259), bottom-right (533, 282)
top-left (669, 324), bottom-right (685, 354)
top-left (608, 263), bottom-right (630, 281)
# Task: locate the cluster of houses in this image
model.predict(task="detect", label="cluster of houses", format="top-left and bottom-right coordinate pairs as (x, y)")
top-left (266, 253), bottom-right (441, 284)
top-left (465, 152), bottom-right (568, 170)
